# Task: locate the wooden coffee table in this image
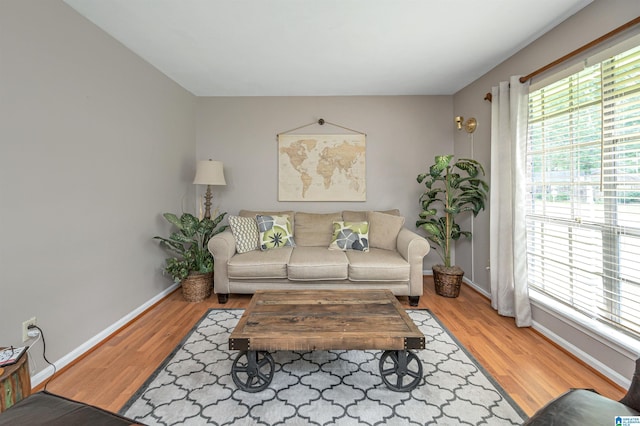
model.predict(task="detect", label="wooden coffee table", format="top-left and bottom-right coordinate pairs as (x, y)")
top-left (229, 289), bottom-right (425, 392)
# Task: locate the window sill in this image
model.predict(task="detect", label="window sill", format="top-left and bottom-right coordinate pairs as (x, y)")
top-left (529, 289), bottom-right (640, 358)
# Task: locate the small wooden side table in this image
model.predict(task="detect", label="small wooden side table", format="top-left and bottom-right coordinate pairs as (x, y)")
top-left (0, 349), bottom-right (31, 412)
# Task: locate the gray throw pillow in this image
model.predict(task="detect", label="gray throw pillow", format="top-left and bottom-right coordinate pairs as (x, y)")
top-left (228, 215), bottom-right (259, 253)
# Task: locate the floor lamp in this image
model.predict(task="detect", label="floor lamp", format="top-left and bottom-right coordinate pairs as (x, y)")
top-left (193, 159), bottom-right (226, 219)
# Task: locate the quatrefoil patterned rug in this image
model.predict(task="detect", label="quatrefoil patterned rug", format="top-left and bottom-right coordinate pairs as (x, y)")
top-left (120, 309), bottom-right (527, 425)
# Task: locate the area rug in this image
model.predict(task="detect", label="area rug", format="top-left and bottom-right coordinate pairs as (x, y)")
top-left (120, 309), bottom-right (527, 425)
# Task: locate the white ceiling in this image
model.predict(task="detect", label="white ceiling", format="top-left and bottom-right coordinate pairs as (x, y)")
top-left (63, 0), bottom-right (593, 96)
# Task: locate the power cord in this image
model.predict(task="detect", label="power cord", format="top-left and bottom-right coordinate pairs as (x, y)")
top-left (25, 331), bottom-right (41, 374)
top-left (27, 324), bottom-right (57, 390)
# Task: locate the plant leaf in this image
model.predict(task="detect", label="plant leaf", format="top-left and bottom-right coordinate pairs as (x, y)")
top-left (459, 231), bottom-right (472, 239)
top-left (211, 212), bottom-right (227, 228)
top-left (418, 209), bottom-right (437, 218)
top-left (168, 232), bottom-right (192, 244)
top-left (163, 213), bottom-right (182, 229)
top-left (419, 222), bottom-right (442, 237)
top-left (180, 214), bottom-right (199, 237)
top-left (454, 160), bottom-right (478, 177)
top-left (433, 155), bottom-right (453, 173)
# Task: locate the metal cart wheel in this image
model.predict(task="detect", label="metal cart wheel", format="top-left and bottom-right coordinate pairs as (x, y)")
top-left (231, 350), bottom-right (275, 392)
top-left (379, 350), bottom-right (423, 392)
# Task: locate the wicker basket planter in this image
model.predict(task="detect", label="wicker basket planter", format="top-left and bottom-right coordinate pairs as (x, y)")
top-left (181, 272), bottom-right (212, 302)
top-left (432, 265), bottom-right (464, 298)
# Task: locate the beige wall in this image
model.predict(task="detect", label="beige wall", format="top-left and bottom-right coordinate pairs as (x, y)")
top-left (0, 0), bottom-right (196, 378)
top-left (196, 95), bottom-right (452, 269)
top-left (453, 0), bottom-right (640, 385)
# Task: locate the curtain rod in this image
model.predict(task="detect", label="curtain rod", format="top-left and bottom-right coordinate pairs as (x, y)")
top-left (484, 15), bottom-right (640, 102)
top-left (520, 15), bottom-right (640, 83)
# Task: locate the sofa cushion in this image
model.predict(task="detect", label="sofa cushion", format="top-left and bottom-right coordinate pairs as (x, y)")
top-left (346, 248), bottom-right (410, 282)
top-left (228, 215), bottom-right (259, 253)
top-left (227, 247), bottom-right (293, 279)
top-left (294, 212), bottom-right (342, 247)
top-left (256, 214), bottom-right (295, 250)
top-left (342, 209), bottom-right (400, 222)
top-left (341, 210), bottom-right (368, 222)
top-left (368, 211), bottom-right (405, 251)
top-left (288, 247), bottom-right (348, 280)
top-left (329, 221), bottom-right (369, 252)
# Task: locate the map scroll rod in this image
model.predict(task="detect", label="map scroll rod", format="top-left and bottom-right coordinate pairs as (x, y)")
top-left (276, 118), bottom-right (366, 140)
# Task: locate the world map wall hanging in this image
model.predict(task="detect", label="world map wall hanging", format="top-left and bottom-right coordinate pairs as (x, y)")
top-left (278, 134), bottom-right (366, 201)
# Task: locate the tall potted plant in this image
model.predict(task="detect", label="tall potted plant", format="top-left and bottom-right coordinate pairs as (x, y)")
top-left (416, 155), bottom-right (489, 297)
top-left (154, 212), bottom-right (227, 302)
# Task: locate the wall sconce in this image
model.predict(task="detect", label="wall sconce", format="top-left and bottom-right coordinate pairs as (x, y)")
top-left (455, 116), bottom-right (478, 133)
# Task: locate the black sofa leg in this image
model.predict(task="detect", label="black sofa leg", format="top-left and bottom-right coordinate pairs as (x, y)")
top-left (217, 293), bottom-right (229, 304)
top-left (409, 296), bottom-right (419, 307)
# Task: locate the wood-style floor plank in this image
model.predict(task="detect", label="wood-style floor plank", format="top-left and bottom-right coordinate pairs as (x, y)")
top-left (42, 277), bottom-right (625, 416)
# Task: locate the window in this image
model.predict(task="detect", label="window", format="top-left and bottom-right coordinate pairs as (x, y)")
top-left (526, 42), bottom-right (640, 338)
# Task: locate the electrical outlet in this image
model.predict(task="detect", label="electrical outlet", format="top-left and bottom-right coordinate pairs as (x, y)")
top-left (22, 317), bottom-right (37, 342)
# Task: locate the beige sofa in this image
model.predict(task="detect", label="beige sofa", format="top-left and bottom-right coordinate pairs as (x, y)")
top-left (208, 210), bottom-right (430, 306)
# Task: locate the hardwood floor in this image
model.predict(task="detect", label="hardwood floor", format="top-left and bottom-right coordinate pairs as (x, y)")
top-left (42, 277), bottom-right (625, 416)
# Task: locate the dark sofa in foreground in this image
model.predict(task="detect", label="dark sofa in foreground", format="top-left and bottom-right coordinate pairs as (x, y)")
top-left (525, 358), bottom-right (640, 425)
top-left (0, 391), bottom-right (138, 426)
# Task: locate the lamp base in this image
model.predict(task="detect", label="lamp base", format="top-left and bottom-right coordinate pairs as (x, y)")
top-left (204, 185), bottom-right (213, 219)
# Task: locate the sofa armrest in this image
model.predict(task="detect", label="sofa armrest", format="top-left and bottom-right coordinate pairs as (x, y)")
top-left (525, 389), bottom-right (638, 425)
top-left (208, 230), bottom-right (237, 295)
top-left (396, 227), bottom-right (430, 296)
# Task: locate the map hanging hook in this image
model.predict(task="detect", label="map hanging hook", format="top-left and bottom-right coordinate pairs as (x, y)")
top-left (276, 118), bottom-right (366, 140)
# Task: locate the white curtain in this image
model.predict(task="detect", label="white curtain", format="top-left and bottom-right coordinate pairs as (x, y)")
top-left (489, 76), bottom-right (532, 327)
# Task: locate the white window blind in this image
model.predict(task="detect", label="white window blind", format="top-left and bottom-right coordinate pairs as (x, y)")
top-left (526, 43), bottom-right (640, 337)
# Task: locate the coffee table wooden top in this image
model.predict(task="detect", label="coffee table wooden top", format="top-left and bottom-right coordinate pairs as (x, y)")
top-left (229, 290), bottom-right (424, 352)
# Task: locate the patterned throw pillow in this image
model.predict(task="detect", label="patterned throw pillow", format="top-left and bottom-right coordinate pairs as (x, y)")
top-left (256, 214), bottom-right (295, 250)
top-left (329, 221), bottom-right (369, 252)
top-left (228, 215), bottom-right (259, 253)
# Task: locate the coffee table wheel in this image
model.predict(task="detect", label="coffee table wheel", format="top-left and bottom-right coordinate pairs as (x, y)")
top-left (231, 350), bottom-right (275, 392)
top-left (379, 350), bottom-right (423, 392)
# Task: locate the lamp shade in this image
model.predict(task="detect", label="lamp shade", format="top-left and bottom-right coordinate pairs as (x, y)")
top-left (193, 160), bottom-right (226, 185)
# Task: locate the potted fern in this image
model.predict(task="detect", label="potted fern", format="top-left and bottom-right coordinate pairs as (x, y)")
top-left (154, 212), bottom-right (227, 301)
top-left (416, 155), bottom-right (489, 297)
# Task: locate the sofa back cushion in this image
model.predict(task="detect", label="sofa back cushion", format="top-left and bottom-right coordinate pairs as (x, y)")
top-left (294, 212), bottom-right (342, 246)
top-left (341, 210), bottom-right (368, 222)
top-left (368, 211), bottom-right (405, 251)
top-left (342, 209), bottom-right (400, 222)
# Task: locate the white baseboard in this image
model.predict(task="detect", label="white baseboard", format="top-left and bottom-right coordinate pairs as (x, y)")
top-left (461, 276), bottom-right (491, 298)
top-left (30, 283), bottom-right (180, 388)
top-left (531, 320), bottom-right (631, 389)
top-left (429, 273), bottom-right (631, 388)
